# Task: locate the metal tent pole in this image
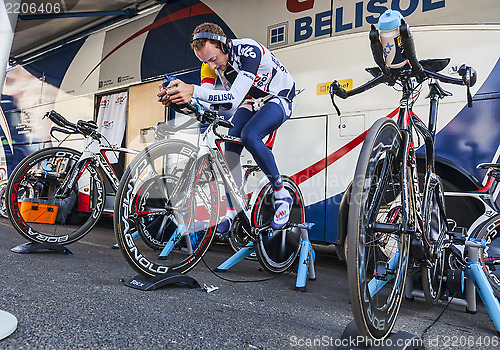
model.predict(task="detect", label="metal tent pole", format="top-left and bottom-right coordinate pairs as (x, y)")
top-left (0, 0), bottom-right (20, 341)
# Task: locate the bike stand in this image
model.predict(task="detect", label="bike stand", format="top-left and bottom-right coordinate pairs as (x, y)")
top-left (215, 242), bottom-right (255, 272)
top-left (123, 273), bottom-right (201, 291)
top-left (10, 242), bottom-right (72, 255)
top-left (294, 225), bottom-right (316, 292)
top-left (216, 223), bottom-right (317, 291)
top-left (338, 320), bottom-right (423, 350)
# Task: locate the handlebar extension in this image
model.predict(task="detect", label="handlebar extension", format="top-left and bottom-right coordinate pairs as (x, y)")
top-left (369, 25), bottom-right (390, 76)
top-left (399, 20), bottom-right (425, 81)
top-left (44, 110), bottom-right (77, 130)
top-left (45, 110), bottom-right (100, 138)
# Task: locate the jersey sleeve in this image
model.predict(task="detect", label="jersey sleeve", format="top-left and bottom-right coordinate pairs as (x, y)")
top-left (193, 72), bottom-right (254, 110)
top-left (237, 43), bottom-right (262, 76)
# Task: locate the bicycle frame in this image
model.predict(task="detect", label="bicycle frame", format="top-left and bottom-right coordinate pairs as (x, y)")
top-left (55, 135), bottom-right (139, 214)
top-left (366, 76), bottom-right (452, 296)
top-left (196, 120), bottom-right (270, 238)
top-left (403, 77), bottom-right (454, 262)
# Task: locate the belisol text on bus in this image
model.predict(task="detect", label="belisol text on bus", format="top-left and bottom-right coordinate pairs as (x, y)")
top-left (294, 0), bottom-right (445, 42)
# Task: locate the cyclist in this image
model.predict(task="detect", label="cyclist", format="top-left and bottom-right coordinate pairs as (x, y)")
top-left (158, 22), bottom-right (296, 233)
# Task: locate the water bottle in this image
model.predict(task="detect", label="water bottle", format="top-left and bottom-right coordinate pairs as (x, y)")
top-left (377, 9), bottom-right (407, 68)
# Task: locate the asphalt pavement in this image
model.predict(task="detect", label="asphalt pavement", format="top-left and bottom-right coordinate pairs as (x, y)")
top-left (0, 216), bottom-right (497, 349)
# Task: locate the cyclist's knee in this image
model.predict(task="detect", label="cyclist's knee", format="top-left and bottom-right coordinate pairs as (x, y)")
top-left (241, 128), bottom-right (261, 153)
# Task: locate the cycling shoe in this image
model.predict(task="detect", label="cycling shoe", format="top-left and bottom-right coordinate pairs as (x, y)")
top-left (215, 216), bottom-right (233, 240)
top-left (271, 195), bottom-right (293, 229)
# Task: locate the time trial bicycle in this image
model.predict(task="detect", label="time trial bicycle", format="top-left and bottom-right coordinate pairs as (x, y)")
top-left (113, 90), bottom-right (305, 276)
top-left (329, 22), bottom-right (476, 339)
top-left (6, 110), bottom-right (139, 245)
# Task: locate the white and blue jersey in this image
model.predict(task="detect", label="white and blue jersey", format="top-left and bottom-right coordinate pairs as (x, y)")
top-left (192, 38), bottom-right (296, 118)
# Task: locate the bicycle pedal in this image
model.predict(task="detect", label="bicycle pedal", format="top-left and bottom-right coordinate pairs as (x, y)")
top-left (374, 262), bottom-right (391, 281)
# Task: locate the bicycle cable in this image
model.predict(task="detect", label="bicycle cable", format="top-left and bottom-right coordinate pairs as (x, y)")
top-left (100, 133), bottom-right (122, 164)
top-left (420, 291), bottom-right (458, 342)
top-left (200, 255), bottom-right (292, 283)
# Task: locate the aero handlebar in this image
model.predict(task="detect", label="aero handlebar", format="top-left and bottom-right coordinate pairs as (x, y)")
top-left (44, 110), bottom-right (99, 138)
top-left (329, 23), bottom-right (477, 115)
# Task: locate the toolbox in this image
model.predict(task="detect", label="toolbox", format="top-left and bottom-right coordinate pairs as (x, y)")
top-left (19, 199), bottom-right (59, 224)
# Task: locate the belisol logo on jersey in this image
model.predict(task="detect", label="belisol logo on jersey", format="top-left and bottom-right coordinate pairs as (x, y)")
top-left (208, 93), bottom-right (235, 102)
top-left (100, 99), bottom-right (109, 108)
top-left (254, 72), bottom-right (270, 89)
top-left (282, 0), bottom-right (446, 44)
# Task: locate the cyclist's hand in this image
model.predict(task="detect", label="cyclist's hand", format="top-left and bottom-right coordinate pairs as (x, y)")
top-left (163, 79), bottom-right (194, 105)
top-left (157, 83), bottom-right (171, 106)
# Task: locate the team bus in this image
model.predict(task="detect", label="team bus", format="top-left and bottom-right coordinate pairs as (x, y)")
top-left (1, 0), bottom-right (499, 253)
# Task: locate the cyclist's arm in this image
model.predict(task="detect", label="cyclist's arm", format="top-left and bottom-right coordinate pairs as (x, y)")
top-left (193, 43), bottom-right (262, 110)
top-left (192, 72), bottom-right (254, 109)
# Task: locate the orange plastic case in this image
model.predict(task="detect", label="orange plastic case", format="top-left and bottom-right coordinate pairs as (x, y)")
top-left (19, 200), bottom-right (59, 224)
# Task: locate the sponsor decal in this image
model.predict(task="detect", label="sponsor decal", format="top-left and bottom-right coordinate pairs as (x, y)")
top-left (316, 79), bottom-right (352, 95)
top-left (99, 80), bottom-right (114, 89)
top-left (115, 96), bottom-right (126, 104)
top-left (238, 45), bottom-right (257, 58)
top-left (117, 76), bottom-right (135, 84)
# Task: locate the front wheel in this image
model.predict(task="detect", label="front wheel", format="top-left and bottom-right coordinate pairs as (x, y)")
top-left (114, 140), bottom-right (220, 276)
top-left (253, 176), bottom-right (305, 273)
top-left (6, 147), bottom-right (106, 244)
top-left (471, 214), bottom-right (500, 299)
top-left (347, 118), bottom-right (410, 340)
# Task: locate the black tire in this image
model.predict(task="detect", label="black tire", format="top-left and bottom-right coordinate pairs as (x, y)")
top-left (422, 178), bottom-right (447, 306)
top-left (6, 147), bottom-right (106, 244)
top-left (253, 176), bottom-right (305, 273)
top-left (471, 214), bottom-right (500, 299)
top-left (347, 118), bottom-right (410, 340)
top-left (114, 140), bottom-right (220, 276)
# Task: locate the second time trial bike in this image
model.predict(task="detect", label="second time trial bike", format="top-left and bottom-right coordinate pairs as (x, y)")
top-left (330, 21), bottom-right (476, 339)
top-left (6, 110), bottom-right (138, 245)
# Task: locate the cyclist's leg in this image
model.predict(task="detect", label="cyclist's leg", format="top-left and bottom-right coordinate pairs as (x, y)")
top-left (240, 99), bottom-right (292, 229)
top-left (217, 106), bottom-right (255, 234)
